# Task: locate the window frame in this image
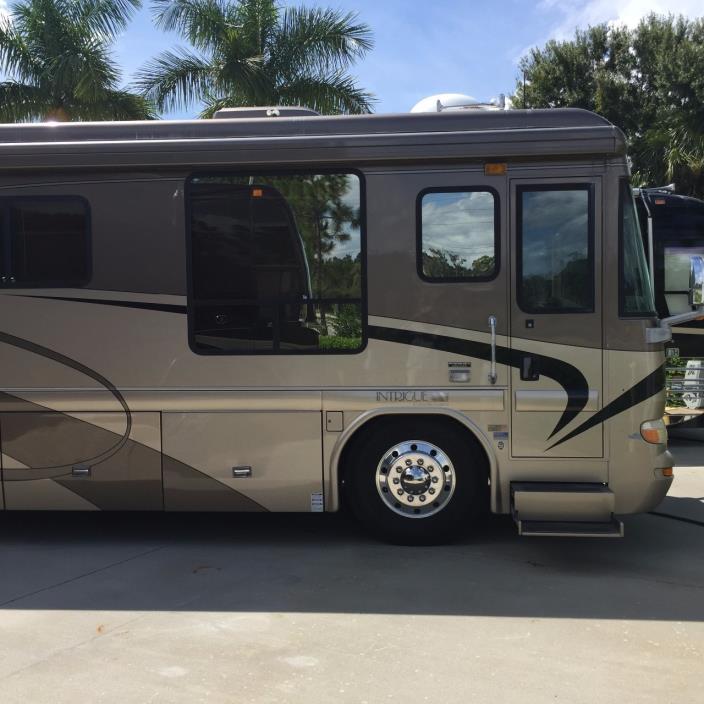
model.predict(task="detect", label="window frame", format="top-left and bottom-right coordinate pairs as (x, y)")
top-left (0, 195), bottom-right (91, 289)
top-left (516, 182), bottom-right (595, 315)
top-left (184, 167), bottom-right (368, 357)
top-left (619, 178), bottom-right (656, 318)
top-left (416, 185), bottom-right (501, 284)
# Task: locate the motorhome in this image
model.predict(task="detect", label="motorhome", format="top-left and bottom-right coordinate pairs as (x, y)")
top-left (636, 187), bottom-right (704, 354)
top-left (0, 106), bottom-right (690, 542)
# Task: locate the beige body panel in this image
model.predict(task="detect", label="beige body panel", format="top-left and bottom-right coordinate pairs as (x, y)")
top-left (161, 412), bottom-right (323, 512)
top-left (510, 339), bottom-right (603, 459)
top-left (1, 412), bottom-right (162, 510)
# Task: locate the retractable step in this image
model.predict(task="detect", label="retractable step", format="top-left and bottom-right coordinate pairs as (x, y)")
top-left (511, 482), bottom-right (623, 538)
top-left (517, 518), bottom-right (624, 537)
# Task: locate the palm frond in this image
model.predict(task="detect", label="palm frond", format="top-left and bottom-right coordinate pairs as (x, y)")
top-left (96, 89), bottom-right (156, 119)
top-left (276, 70), bottom-right (374, 115)
top-left (0, 19), bottom-right (41, 82)
top-left (231, 0), bottom-right (279, 56)
top-left (0, 81), bottom-right (50, 122)
top-left (134, 46), bottom-right (215, 112)
top-left (272, 7), bottom-right (373, 74)
top-left (150, 0), bottom-right (229, 51)
top-left (74, 0), bottom-right (142, 39)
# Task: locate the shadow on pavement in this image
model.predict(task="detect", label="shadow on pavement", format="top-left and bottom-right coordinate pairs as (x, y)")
top-left (0, 508), bottom-right (702, 621)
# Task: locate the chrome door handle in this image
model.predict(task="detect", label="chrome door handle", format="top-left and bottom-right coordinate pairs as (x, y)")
top-left (488, 315), bottom-right (497, 385)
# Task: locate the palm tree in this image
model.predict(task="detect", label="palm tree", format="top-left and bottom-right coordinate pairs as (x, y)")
top-left (136, 0), bottom-right (374, 117)
top-left (0, 0), bottom-right (154, 122)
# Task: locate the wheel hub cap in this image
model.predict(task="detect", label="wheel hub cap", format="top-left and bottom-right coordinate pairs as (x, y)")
top-left (401, 466), bottom-right (431, 495)
top-left (375, 440), bottom-right (456, 519)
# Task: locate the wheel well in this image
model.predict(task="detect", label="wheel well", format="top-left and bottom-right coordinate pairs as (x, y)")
top-left (336, 412), bottom-right (493, 495)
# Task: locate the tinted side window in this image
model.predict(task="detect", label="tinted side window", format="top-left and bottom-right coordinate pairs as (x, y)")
top-left (419, 189), bottom-right (498, 280)
top-left (3, 199), bottom-right (89, 287)
top-left (518, 186), bottom-right (593, 313)
top-left (188, 174), bottom-right (364, 355)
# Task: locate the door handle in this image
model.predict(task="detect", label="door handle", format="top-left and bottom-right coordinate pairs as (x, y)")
top-left (520, 355), bottom-right (540, 381)
top-left (488, 315), bottom-right (497, 385)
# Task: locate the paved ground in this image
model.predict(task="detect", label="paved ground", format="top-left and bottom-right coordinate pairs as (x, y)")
top-left (0, 441), bottom-right (702, 704)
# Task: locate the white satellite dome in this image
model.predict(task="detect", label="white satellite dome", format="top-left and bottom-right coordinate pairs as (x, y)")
top-left (410, 93), bottom-right (479, 113)
top-left (410, 92), bottom-right (505, 113)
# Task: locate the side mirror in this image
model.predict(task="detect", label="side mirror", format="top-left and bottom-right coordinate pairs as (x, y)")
top-left (689, 255), bottom-right (704, 307)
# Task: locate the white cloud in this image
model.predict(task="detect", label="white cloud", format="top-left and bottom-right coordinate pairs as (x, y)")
top-left (516, 0), bottom-right (703, 62)
top-left (543, 0), bottom-right (703, 40)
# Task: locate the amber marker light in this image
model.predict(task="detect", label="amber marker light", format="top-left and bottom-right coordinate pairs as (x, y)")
top-left (484, 163), bottom-right (507, 175)
top-left (662, 468), bottom-right (674, 477)
top-left (252, 188), bottom-right (264, 197)
top-left (640, 419), bottom-right (667, 444)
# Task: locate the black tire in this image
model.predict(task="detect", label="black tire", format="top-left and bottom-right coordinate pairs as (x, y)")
top-left (342, 417), bottom-right (489, 545)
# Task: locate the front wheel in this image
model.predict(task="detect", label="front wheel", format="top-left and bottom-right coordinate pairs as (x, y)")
top-left (343, 417), bottom-right (489, 544)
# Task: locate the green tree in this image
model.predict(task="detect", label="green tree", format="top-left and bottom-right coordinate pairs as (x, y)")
top-left (515, 15), bottom-right (704, 197)
top-left (136, 0), bottom-right (375, 117)
top-left (0, 0), bottom-right (154, 122)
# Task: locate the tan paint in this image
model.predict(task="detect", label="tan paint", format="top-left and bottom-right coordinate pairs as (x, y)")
top-left (162, 412), bottom-right (323, 512)
top-left (514, 389), bottom-right (599, 412)
top-left (1, 411), bottom-right (162, 511)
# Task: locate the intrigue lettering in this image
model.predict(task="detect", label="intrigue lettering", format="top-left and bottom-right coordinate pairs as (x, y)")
top-left (375, 391), bottom-right (448, 403)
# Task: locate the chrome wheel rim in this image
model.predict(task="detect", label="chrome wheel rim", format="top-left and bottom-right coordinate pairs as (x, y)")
top-left (375, 440), bottom-right (456, 519)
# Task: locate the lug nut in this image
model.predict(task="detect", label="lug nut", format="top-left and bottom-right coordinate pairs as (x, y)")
top-left (396, 466), bottom-right (402, 473)
top-left (396, 489), bottom-right (404, 496)
top-left (405, 459), bottom-right (413, 466)
top-left (428, 466), bottom-right (434, 472)
top-left (417, 458), bottom-right (424, 465)
top-left (429, 488), bottom-right (435, 495)
top-left (408, 496), bottom-right (414, 502)
top-left (393, 477), bottom-right (400, 484)
top-left (431, 476), bottom-right (439, 484)
top-left (419, 495), bottom-right (426, 502)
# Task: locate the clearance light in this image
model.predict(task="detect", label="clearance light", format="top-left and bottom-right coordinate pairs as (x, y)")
top-left (640, 419), bottom-right (667, 444)
top-left (662, 467), bottom-right (674, 477)
top-left (484, 163), bottom-right (507, 175)
top-left (252, 188), bottom-right (264, 197)
top-left (654, 198), bottom-right (666, 205)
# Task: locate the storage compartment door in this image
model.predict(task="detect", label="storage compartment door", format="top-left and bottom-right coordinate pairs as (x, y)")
top-left (162, 412), bottom-right (323, 512)
top-left (1, 411), bottom-right (163, 510)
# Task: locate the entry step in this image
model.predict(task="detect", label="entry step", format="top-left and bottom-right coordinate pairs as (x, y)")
top-left (517, 518), bottom-right (624, 538)
top-left (511, 481), bottom-right (615, 522)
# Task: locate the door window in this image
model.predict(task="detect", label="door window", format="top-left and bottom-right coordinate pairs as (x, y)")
top-left (517, 185), bottom-right (594, 313)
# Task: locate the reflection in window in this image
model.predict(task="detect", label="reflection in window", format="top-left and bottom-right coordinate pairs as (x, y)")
top-left (519, 187), bottom-right (593, 313)
top-left (420, 190), bottom-right (496, 280)
top-left (664, 246), bottom-right (704, 315)
top-left (188, 173), bottom-right (363, 354)
top-left (620, 180), bottom-right (655, 316)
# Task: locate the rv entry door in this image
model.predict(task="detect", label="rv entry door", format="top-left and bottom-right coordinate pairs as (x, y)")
top-left (509, 177), bottom-right (603, 458)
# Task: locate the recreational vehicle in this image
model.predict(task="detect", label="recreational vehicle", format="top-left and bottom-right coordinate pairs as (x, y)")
top-left (0, 107), bottom-right (693, 542)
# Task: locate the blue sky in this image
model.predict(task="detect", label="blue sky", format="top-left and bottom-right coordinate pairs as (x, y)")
top-left (107, 0), bottom-right (703, 119)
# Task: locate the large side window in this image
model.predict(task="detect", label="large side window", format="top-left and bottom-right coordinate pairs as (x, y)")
top-left (0, 198), bottom-right (90, 287)
top-left (418, 188), bottom-right (498, 281)
top-left (518, 185), bottom-right (594, 313)
top-left (187, 172), bottom-right (364, 355)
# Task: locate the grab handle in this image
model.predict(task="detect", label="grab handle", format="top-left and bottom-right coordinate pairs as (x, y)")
top-left (488, 315), bottom-right (497, 385)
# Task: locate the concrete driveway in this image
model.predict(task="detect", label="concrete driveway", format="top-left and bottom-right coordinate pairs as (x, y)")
top-left (0, 440), bottom-right (702, 704)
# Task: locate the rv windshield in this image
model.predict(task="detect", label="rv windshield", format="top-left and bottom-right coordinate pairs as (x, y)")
top-left (620, 180), bottom-right (655, 316)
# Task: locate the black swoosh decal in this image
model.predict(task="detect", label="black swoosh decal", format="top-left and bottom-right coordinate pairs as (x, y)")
top-left (0, 331), bottom-right (132, 475)
top-left (21, 295), bottom-right (187, 315)
top-left (547, 364), bottom-right (665, 450)
top-left (368, 325), bottom-right (589, 439)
